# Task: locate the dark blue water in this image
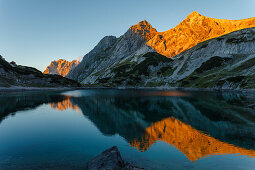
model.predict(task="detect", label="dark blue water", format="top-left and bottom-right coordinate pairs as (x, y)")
top-left (0, 89), bottom-right (255, 169)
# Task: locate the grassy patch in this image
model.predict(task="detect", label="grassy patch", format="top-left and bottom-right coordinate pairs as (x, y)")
top-left (226, 37), bottom-right (255, 44)
top-left (98, 52), bottom-right (172, 86)
top-left (131, 52), bottom-right (172, 76)
top-left (231, 57), bottom-right (255, 73)
top-left (91, 71), bottom-right (103, 77)
top-left (195, 56), bottom-right (232, 73)
top-left (158, 66), bottom-right (175, 77)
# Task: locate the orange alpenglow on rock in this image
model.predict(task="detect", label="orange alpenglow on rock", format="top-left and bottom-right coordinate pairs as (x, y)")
top-left (130, 117), bottom-right (255, 161)
top-left (129, 20), bottom-right (158, 40)
top-left (131, 11), bottom-right (255, 57)
top-left (43, 59), bottom-right (80, 77)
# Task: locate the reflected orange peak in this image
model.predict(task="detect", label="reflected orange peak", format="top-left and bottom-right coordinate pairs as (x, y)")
top-left (50, 97), bottom-right (80, 112)
top-left (130, 117), bottom-right (255, 161)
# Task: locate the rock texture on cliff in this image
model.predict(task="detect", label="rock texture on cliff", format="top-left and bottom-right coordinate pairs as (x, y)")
top-left (43, 59), bottom-right (80, 77)
top-left (67, 12), bottom-right (255, 89)
top-left (0, 56), bottom-right (80, 87)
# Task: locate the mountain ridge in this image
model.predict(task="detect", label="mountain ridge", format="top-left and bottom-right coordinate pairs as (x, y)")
top-left (146, 11), bottom-right (255, 57)
top-left (66, 12), bottom-right (255, 89)
top-left (119, 11), bottom-right (255, 57)
top-left (70, 27), bottom-right (255, 89)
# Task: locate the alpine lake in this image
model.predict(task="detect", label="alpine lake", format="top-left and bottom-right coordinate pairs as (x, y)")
top-left (1, 89), bottom-right (255, 169)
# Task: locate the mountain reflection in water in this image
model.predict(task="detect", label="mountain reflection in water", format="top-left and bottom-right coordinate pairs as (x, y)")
top-left (1, 89), bottom-right (255, 164)
top-left (130, 117), bottom-right (255, 161)
top-left (50, 96), bottom-right (80, 112)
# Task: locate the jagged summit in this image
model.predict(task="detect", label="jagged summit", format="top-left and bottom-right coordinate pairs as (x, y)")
top-left (136, 20), bottom-right (152, 27)
top-left (186, 11), bottom-right (203, 18)
top-left (130, 20), bottom-right (153, 28)
top-left (43, 59), bottom-right (80, 77)
top-left (129, 20), bottom-right (157, 40)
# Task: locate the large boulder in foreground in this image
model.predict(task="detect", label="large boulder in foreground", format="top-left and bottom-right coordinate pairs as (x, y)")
top-left (86, 146), bottom-right (142, 170)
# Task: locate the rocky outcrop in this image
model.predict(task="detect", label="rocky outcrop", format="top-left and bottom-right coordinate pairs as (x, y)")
top-left (67, 12), bottom-right (255, 86)
top-left (86, 146), bottom-right (142, 170)
top-left (43, 59), bottom-right (80, 77)
top-left (0, 56), bottom-right (81, 87)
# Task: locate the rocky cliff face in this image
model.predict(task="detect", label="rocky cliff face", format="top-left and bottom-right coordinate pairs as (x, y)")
top-left (43, 59), bottom-right (80, 77)
top-left (67, 12), bottom-right (255, 89)
top-left (0, 56), bottom-right (80, 87)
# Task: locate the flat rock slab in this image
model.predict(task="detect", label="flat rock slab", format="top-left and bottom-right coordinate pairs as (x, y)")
top-left (86, 146), bottom-right (142, 170)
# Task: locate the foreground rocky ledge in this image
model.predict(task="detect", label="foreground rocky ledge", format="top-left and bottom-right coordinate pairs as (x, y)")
top-left (86, 146), bottom-right (142, 170)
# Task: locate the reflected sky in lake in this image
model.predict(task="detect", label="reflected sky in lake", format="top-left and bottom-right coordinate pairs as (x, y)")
top-left (0, 89), bottom-right (255, 169)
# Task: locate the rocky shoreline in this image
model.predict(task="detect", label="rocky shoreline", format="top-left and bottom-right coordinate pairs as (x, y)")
top-left (1, 86), bottom-right (255, 95)
top-left (0, 86), bottom-right (83, 92)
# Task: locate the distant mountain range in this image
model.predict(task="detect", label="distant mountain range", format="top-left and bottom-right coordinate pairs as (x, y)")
top-left (43, 59), bottom-right (80, 77)
top-left (0, 56), bottom-right (80, 87)
top-left (64, 12), bottom-right (255, 89)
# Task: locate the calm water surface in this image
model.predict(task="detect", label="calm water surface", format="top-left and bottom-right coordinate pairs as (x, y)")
top-left (0, 89), bottom-right (255, 169)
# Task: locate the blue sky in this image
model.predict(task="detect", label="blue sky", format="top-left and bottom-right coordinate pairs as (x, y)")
top-left (0, 0), bottom-right (254, 71)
